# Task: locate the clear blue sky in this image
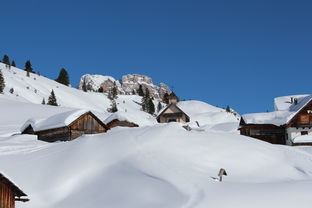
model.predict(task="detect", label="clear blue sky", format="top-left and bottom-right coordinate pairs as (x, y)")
top-left (1, 0), bottom-right (312, 114)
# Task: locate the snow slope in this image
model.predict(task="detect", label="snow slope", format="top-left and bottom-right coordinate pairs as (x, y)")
top-left (0, 62), bottom-right (239, 130)
top-left (2, 63), bottom-right (312, 208)
top-left (1, 124), bottom-right (312, 208)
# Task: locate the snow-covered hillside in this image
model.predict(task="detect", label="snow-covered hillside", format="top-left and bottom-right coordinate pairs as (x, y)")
top-left (1, 123), bottom-right (312, 208)
top-left (0, 62), bottom-right (239, 131)
top-left (1, 63), bottom-right (312, 208)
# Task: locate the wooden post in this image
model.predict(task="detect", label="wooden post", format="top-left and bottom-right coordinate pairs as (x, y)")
top-left (218, 168), bottom-right (227, 182)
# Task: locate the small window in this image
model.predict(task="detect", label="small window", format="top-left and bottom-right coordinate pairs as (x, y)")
top-left (300, 115), bottom-right (309, 124)
top-left (301, 131), bottom-right (308, 135)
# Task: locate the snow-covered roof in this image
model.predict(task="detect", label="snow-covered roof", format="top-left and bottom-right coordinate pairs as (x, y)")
top-left (21, 109), bottom-right (90, 132)
top-left (242, 94), bottom-right (312, 126)
top-left (292, 135), bottom-right (312, 144)
top-left (274, 94), bottom-right (310, 111)
top-left (104, 111), bottom-right (139, 125)
top-left (242, 111), bottom-right (292, 126)
top-left (156, 103), bottom-right (190, 119)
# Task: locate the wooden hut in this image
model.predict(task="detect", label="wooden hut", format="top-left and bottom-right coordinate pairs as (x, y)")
top-left (157, 103), bottom-right (190, 123)
top-left (21, 110), bottom-right (109, 142)
top-left (239, 95), bottom-right (312, 145)
top-left (106, 119), bottom-right (139, 129)
top-left (104, 112), bottom-right (139, 129)
top-left (0, 173), bottom-right (29, 208)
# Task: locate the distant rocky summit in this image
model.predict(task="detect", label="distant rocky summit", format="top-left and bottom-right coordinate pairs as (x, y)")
top-left (79, 74), bottom-right (171, 99)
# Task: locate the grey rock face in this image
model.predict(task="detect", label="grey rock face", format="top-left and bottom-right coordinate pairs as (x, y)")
top-left (79, 74), bottom-right (171, 99)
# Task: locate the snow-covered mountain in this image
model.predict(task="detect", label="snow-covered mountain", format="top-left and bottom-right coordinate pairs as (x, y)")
top-left (79, 73), bottom-right (171, 99)
top-left (1, 62), bottom-right (312, 208)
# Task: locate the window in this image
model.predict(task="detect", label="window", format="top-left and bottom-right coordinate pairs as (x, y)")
top-left (301, 131), bottom-right (308, 135)
top-left (300, 115), bottom-right (309, 124)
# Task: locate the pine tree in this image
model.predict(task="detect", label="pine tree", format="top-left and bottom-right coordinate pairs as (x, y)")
top-left (141, 88), bottom-right (150, 112)
top-left (226, 105), bottom-right (231, 113)
top-left (2, 55), bottom-right (10, 66)
top-left (163, 93), bottom-right (169, 104)
top-left (137, 85), bottom-right (144, 96)
top-left (25, 60), bottom-right (33, 77)
top-left (0, 70), bottom-right (5, 93)
top-left (98, 86), bottom-right (104, 93)
top-left (147, 99), bottom-right (155, 115)
top-left (107, 83), bottom-right (118, 112)
top-left (157, 101), bottom-right (162, 112)
top-left (42, 98), bottom-right (46, 104)
top-left (107, 100), bottom-right (118, 112)
top-left (47, 90), bottom-right (58, 106)
top-left (55, 68), bottom-right (70, 86)
top-left (11, 60), bottom-right (16, 67)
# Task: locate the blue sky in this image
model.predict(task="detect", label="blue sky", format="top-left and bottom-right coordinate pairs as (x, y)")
top-left (1, 0), bottom-right (312, 114)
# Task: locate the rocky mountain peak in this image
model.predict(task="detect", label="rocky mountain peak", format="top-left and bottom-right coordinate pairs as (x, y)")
top-left (78, 74), bottom-right (171, 99)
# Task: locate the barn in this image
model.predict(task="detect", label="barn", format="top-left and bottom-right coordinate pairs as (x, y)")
top-left (0, 172), bottom-right (29, 208)
top-left (21, 109), bottom-right (109, 142)
top-left (157, 103), bottom-right (190, 123)
top-left (239, 95), bottom-right (312, 145)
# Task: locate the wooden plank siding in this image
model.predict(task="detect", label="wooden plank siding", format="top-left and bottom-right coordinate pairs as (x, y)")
top-left (0, 173), bottom-right (28, 208)
top-left (0, 180), bottom-right (15, 208)
top-left (287, 100), bottom-right (312, 128)
top-left (157, 103), bottom-right (190, 124)
top-left (239, 124), bottom-right (286, 145)
top-left (33, 112), bottom-right (109, 142)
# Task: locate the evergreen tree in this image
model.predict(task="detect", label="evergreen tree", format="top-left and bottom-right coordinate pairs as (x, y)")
top-left (41, 98), bottom-right (46, 104)
top-left (55, 68), bottom-right (70, 86)
top-left (107, 100), bottom-right (118, 112)
top-left (47, 90), bottom-right (58, 106)
top-left (11, 60), bottom-right (16, 67)
top-left (163, 93), bottom-right (169, 104)
top-left (147, 99), bottom-right (155, 115)
top-left (137, 85), bottom-right (144, 96)
top-left (107, 83), bottom-right (118, 112)
top-left (226, 105), bottom-right (231, 113)
top-left (25, 60), bottom-right (33, 77)
top-left (2, 55), bottom-right (10, 66)
top-left (0, 70), bottom-right (5, 93)
top-left (157, 101), bottom-right (162, 113)
top-left (141, 88), bottom-right (150, 112)
top-left (98, 86), bottom-right (104, 93)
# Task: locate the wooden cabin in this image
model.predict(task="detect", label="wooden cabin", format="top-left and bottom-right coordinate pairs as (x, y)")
top-left (106, 119), bottom-right (139, 129)
top-left (239, 119), bottom-right (286, 144)
top-left (157, 103), bottom-right (190, 123)
top-left (104, 112), bottom-right (139, 129)
top-left (21, 110), bottom-right (109, 142)
top-left (239, 95), bottom-right (312, 145)
top-left (0, 173), bottom-right (29, 208)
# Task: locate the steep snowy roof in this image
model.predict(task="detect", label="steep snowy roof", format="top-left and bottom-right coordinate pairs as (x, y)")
top-left (242, 94), bottom-right (312, 126)
top-left (274, 94), bottom-right (311, 111)
top-left (21, 109), bottom-right (90, 132)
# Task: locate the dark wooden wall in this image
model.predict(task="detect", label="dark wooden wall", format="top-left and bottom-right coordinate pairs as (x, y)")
top-left (288, 101), bottom-right (312, 128)
top-left (240, 125), bottom-right (286, 144)
top-left (70, 113), bottom-right (107, 140)
top-left (37, 127), bottom-right (70, 142)
top-left (0, 180), bottom-right (15, 208)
